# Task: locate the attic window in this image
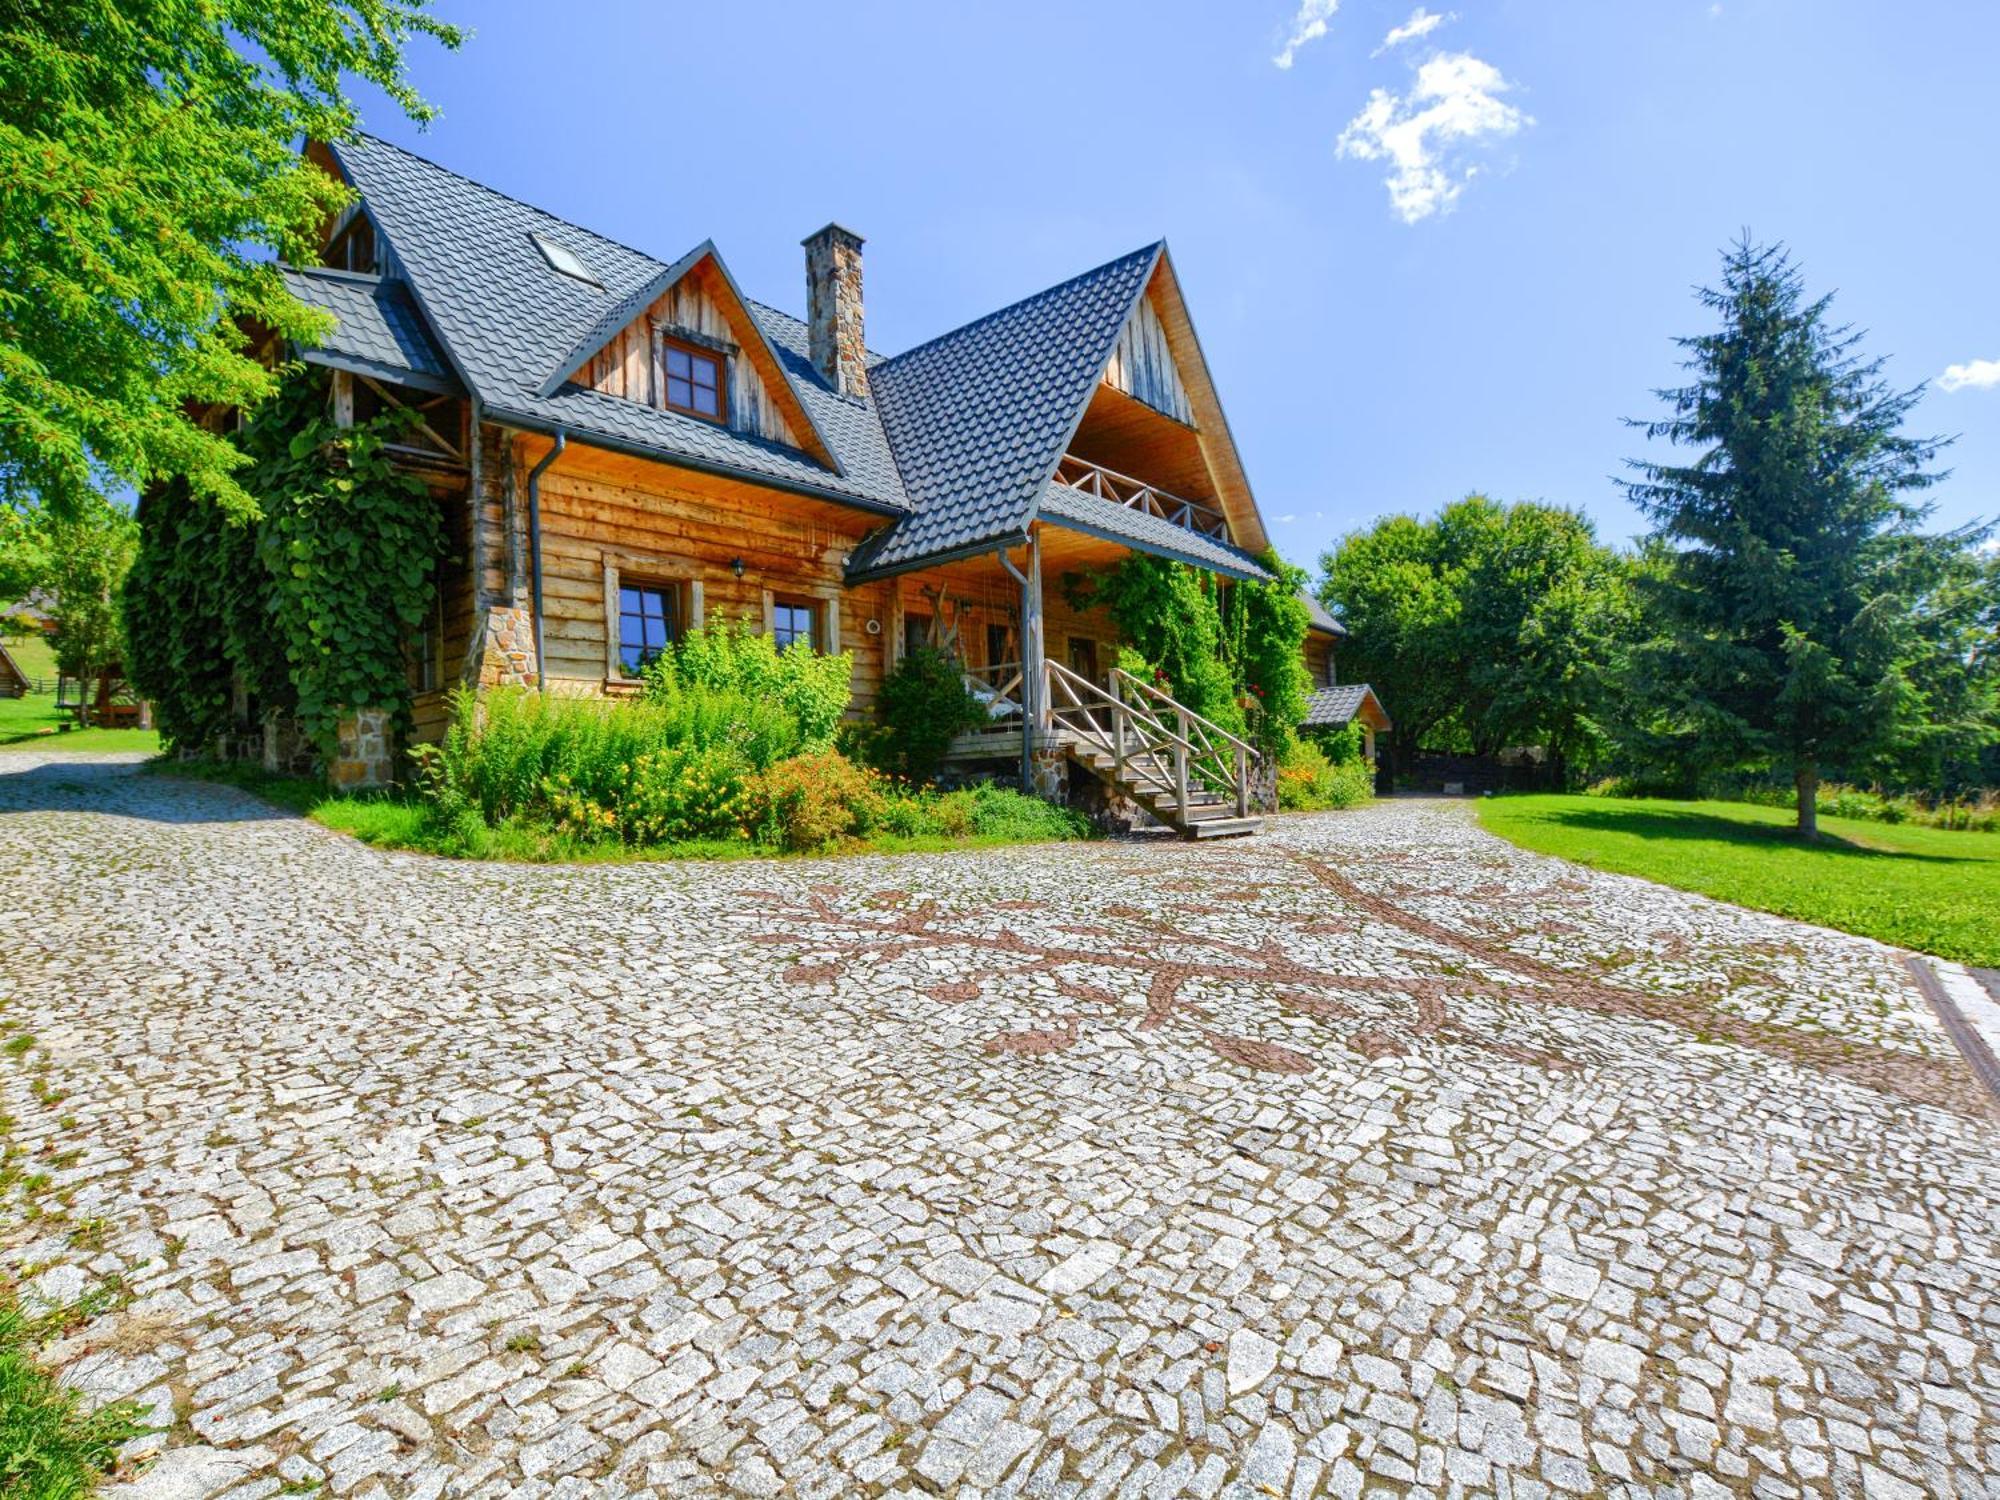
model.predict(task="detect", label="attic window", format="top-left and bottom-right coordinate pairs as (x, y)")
top-left (660, 336), bottom-right (725, 423)
top-left (531, 232), bottom-right (601, 287)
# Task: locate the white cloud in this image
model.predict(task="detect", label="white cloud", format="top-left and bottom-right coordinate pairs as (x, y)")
top-left (1274, 0), bottom-right (1340, 69)
top-left (1937, 358), bottom-right (2000, 393)
top-left (1276, 513), bottom-right (1299, 524)
top-left (1373, 6), bottom-right (1451, 55)
top-left (1336, 52), bottom-right (1534, 224)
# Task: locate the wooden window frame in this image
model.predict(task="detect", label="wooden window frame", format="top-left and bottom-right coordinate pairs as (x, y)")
top-left (762, 588), bottom-right (841, 655)
top-left (1066, 635), bottom-right (1100, 685)
top-left (602, 553), bottom-right (704, 686)
top-left (657, 334), bottom-right (728, 425)
top-left (409, 592), bottom-right (443, 696)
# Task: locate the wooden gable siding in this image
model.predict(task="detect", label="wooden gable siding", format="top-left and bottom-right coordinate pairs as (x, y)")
top-left (518, 443), bottom-right (893, 714)
top-left (576, 275), bottom-right (802, 449)
top-left (1102, 293), bottom-right (1193, 425)
top-left (1304, 634), bottom-right (1335, 689)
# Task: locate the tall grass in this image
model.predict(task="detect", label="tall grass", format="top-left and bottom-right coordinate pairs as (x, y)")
top-left (0, 1292), bottom-right (147, 1499)
top-left (434, 686), bottom-right (797, 826)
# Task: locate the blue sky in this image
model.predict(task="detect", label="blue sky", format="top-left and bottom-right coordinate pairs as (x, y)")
top-left (359, 0), bottom-right (1998, 571)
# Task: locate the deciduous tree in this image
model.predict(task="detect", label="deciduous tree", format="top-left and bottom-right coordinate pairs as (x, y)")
top-left (0, 0), bottom-right (462, 521)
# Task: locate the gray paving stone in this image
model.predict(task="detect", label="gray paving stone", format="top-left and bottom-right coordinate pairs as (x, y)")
top-left (2, 756), bottom-right (1995, 1499)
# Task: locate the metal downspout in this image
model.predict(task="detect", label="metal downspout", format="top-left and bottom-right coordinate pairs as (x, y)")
top-left (526, 430), bottom-right (567, 692)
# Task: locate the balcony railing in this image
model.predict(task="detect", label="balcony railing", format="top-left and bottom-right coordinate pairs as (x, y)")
top-left (1051, 453), bottom-right (1231, 542)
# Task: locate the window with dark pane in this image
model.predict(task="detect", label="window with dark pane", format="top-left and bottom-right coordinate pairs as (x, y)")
top-left (619, 582), bottom-right (678, 673)
top-left (662, 338), bottom-right (724, 422)
top-left (771, 599), bottom-right (816, 653)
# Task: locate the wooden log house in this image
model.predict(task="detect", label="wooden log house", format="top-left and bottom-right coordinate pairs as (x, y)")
top-left (275, 135), bottom-right (1386, 832)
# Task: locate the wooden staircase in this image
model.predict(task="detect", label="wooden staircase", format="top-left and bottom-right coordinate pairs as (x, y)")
top-left (1044, 661), bottom-right (1266, 840)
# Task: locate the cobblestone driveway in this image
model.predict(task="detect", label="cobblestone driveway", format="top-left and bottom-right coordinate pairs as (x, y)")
top-left (4, 755), bottom-right (1996, 1500)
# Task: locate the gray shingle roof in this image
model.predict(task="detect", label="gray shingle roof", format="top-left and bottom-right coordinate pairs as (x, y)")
top-left (854, 245), bottom-right (1164, 576)
top-left (324, 134), bottom-right (908, 513)
top-left (1302, 592), bottom-right (1347, 637)
top-left (314, 135), bottom-right (1273, 576)
top-left (1302, 683), bottom-right (1390, 729)
top-left (281, 266), bottom-right (455, 392)
top-left (1039, 483), bottom-right (1272, 581)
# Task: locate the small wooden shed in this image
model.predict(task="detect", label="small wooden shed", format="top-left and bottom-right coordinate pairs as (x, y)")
top-left (0, 642), bottom-right (28, 699)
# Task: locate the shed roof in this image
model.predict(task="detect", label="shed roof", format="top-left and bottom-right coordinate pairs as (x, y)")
top-left (281, 266), bottom-right (456, 392)
top-left (1302, 592), bottom-right (1348, 637)
top-left (1302, 683), bottom-right (1391, 730)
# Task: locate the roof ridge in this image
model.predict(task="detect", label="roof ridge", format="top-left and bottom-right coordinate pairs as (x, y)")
top-left (341, 132), bottom-right (674, 277)
top-left (873, 242), bottom-right (1163, 372)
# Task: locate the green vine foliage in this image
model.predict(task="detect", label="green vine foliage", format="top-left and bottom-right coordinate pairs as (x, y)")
top-left (251, 374), bottom-right (442, 748)
top-left (1078, 554), bottom-right (1242, 737)
top-left (124, 369), bottom-right (441, 755)
top-left (1073, 551), bottom-right (1311, 753)
top-left (124, 477), bottom-right (274, 747)
top-left (1220, 552), bottom-right (1312, 754)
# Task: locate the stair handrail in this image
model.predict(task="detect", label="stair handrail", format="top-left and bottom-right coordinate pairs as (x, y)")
top-left (1043, 660), bottom-right (1261, 822)
top-left (1108, 667), bottom-right (1259, 819)
top-left (1044, 660), bottom-right (1201, 808)
top-left (1108, 667), bottom-right (1258, 758)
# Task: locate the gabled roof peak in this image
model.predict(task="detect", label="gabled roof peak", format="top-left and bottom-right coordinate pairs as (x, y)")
top-left (877, 241), bottom-right (1164, 374)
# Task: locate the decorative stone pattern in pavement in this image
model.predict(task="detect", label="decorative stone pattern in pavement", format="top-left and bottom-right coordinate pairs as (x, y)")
top-left (3, 753), bottom-right (1996, 1500)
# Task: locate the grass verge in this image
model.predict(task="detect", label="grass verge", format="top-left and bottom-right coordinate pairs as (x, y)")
top-left (156, 760), bottom-right (1095, 864)
top-left (1476, 793), bottom-right (2000, 967)
top-left (0, 1290), bottom-right (146, 1500)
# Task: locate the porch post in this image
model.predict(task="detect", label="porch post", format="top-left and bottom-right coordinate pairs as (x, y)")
top-left (1022, 524), bottom-right (1047, 735)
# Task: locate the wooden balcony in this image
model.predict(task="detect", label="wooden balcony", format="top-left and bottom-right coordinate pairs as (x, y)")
top-left (1051, 453), bottom-right (1231, 542)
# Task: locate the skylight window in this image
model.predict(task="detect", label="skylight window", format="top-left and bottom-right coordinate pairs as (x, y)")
top-left (531, 232), bottom-right (601, 287)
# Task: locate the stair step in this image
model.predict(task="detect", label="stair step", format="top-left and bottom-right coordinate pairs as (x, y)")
top-left (1188, 816), bottom-right (1265, 839)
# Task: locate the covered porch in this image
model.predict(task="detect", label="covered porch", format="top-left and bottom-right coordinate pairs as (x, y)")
top-left (867, 452), bottom-right (1276, 838)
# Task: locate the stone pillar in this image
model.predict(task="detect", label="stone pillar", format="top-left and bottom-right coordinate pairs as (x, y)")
top-left (464, 604), bottom-right (539, 690)
top-left (1029, 736), bottom-right (1068, 803)
top-left (331, 708), bottom-right (393, 791)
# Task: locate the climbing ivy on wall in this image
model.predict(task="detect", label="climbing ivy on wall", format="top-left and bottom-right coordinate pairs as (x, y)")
top-left (123, 368), bottom-right (442, 756)
top-left (1221, 553), bottom-right (1312, 754)
top-left (1076, 554), bottom-right (1242, 737)
top-left (1069, 549), bottom-right (1310, 754)
top-left (125, 477), bottom-right (282, 749)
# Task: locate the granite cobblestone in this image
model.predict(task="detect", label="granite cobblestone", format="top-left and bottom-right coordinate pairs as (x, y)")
top-left (1, 755), bottom-right (1995, 1498)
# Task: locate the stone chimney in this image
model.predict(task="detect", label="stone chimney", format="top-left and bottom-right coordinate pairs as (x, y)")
top-left (803, 223), bottom-right (867, 398)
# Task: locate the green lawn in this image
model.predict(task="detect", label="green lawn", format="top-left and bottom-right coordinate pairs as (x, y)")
top-left (1476, 793), bottom-right (2000, 967)
top-left (0, 637), bottom-right (159, 755)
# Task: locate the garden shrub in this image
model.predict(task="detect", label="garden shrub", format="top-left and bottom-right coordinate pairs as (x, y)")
top-left (1277, 738), bottom-right (1373, 812)
top-left (643, 617), bottom-right (852, 753)
top-left (960, 782), bottom-right (1092, 840)
top-left (546, 745), bottom-right (750, 845)
top-left (646, 682), bottom-right (803, 771)
top-left (433, 687), bottom-right (683, 824)
top-left (743, 750), bottom-right (886, 851)
top-left (874, 644), bottom-right (990, 779)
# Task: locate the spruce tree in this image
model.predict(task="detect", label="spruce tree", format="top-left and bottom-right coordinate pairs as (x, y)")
top-left (1622, 238), bottom-right (1951, 837)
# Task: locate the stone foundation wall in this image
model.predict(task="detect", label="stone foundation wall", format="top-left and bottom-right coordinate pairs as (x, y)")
top-left (261, 715), bottom-right (316, 777)
top-left (331, 709), bottom-right (394, 791)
